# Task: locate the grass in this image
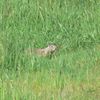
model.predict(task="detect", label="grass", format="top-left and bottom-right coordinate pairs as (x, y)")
top-left (0, 0), bottom-right (100, 100)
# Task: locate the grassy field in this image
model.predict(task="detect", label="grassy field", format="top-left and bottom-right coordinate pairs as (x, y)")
top-left (0, 0), bottom-right (100, 100)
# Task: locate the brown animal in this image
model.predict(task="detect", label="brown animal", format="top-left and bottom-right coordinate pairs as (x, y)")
top-left (25, 44), bottom-right (57, 57)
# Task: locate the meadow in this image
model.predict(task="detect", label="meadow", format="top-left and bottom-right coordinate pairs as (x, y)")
top-left (0, 0), bottom-right (100, 100)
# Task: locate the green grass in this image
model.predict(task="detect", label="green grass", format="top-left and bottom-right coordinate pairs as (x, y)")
top-left (0, 0), bottom-right (100, 100)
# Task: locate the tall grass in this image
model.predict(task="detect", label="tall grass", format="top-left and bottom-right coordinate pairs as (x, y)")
top-left (0, 0), bottom-right (100, 100)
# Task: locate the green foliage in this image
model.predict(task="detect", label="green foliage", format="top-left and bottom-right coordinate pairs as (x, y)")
top-left (0, 0), bottom-right (100, 99)
top-left (0, 0), bottom-right (100, 69)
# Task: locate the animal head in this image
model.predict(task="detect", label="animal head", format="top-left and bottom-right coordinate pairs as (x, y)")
top-left (47, 44), bottom-right (57, 52)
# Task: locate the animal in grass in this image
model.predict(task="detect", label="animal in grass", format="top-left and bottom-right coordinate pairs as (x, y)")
top-left (25, 44), bottom-right (57, 57)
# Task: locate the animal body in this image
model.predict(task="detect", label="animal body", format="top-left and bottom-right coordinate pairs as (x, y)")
top-left (25, 44), bottom-right (57, 57)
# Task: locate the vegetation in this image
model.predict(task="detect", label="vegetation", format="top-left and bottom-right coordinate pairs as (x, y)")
top-left (0, 0), bottom-right (100, 99)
